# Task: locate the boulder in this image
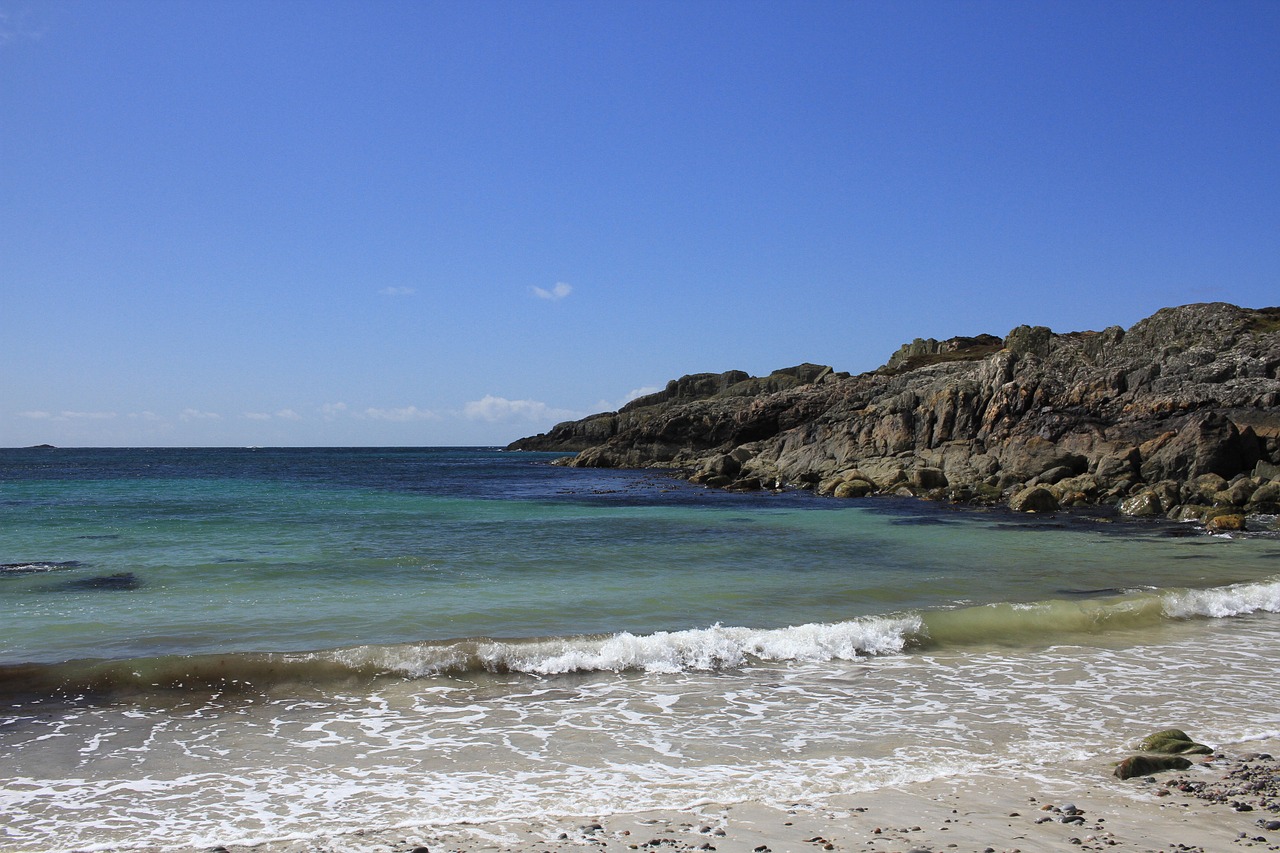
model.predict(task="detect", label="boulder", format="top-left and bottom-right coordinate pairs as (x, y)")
top-left (911, 467), bottom-right (949, 490)
top-left (1114, 754), bottom-right (1193, 780)
top-left (1034, 465), bottom-right (1076, 486)
top-left (1183, 472), bottom-right (1230, 504)
top-left (1119, 491), bottom-right (1164, 517)
top-left (833, 479), bottom-right (875, 499)
top-left (1247, 481), bottom-right (1280, 513)
top-left (1051, 474), bottom-right (1100, 497)
top-left (1139, 412), bottom-right (1250, 483)
top-left (700, 453), bottom-right (741, 480)
top-left (1138, 729), bottom-right (1213, 755)
top-left (1009, 486), bottom-right (1060, 513)
top-left (1094, 447), bottom-right (1141, 487)
top-left (1207, 513), bottom-right (1247, 532)
top-left (1215, 478), bottom-right (1259, 507)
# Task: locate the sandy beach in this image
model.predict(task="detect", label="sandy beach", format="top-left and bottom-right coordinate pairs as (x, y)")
top-left (181, 738), bottom-right (1280, 853)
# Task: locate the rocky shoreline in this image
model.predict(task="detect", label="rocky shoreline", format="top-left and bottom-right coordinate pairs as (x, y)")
top-left (510, 303), bottom-right (1280, 533)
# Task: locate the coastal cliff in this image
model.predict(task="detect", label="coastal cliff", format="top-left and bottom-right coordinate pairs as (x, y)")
top-left (509, 302), bottom-right (1280, 524)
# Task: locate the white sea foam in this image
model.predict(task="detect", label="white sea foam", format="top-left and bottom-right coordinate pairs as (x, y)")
top-left (6, 612), bottom-right (1280, 853)
top-left (1161, 576), bottom-right (1280, 619)
top-left (492, 618), bottom-right (923, 675)
top-left (310, 616), bottom-right (925, 678)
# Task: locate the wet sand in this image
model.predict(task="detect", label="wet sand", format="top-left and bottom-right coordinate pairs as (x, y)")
top-left (180, 738), bottom-right (1280, 853)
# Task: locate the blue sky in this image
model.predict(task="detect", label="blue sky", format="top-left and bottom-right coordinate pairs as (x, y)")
top-left (2, 1), bottom-right (1277, 447)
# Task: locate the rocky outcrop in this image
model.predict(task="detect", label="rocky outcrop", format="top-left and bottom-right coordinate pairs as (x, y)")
top-left (509, 303), bottom-right (1280, 526)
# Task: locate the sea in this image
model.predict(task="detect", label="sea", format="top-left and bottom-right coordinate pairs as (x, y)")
top-left (2, 446), bottom-right (1280, 852)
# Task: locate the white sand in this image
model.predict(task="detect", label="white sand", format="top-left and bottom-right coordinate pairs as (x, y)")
top-left (181, 739), bottom-right (1280, 853)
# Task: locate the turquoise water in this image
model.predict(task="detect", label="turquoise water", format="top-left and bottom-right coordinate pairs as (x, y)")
top-left (4, 447), bottom-right (1278, 671)
top-left (3, 447), bottom-right (1280, 851)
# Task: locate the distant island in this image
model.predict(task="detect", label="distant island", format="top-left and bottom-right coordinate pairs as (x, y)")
top-left (511, 302), bottom-right (1280, 530)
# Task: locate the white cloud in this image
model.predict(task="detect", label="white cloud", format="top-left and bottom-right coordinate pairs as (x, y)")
top-left (244, 409), bottom-right (303, 421)
top-left (362, 406), bottom-right (441, 422)
top-left (129, 411), bottom-right (161, 421)
top-left (321, 402), bottom-right (348, 421)
top-left (532, 282), bottom-right (573, 301)
top-left (463, 395), bottom-right (578, 423)
top-left (60, 411), bottom-right (117, 420)
top-left (379, 286), bottom-right (416, 297)
top-left (593, 386), bottom-right (663, 413)
top-left (623, 386), bottom-right (662, 404)
top-left (179, 408), bottom-right (221, 421)
top-left (18, 410), bottom-right (51, 419)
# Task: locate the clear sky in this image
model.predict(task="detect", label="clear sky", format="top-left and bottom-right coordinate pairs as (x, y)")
top-left (2, 1), bottom-right (1277, 447)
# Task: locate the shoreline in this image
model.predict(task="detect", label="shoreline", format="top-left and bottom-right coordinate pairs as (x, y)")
top-left (170, 738), bottom-right (1280, 853)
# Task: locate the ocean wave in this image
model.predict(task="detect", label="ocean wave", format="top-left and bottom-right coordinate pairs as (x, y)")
top-left (3, 577), bottom-right (1278, 699)
top-left (0, 560), bottom-right (85, 575)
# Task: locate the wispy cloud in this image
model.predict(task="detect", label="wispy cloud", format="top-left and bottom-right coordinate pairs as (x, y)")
top-left (531, 282), bottom-right (573, 301)
top-left (463, 395), bottom-right (578, 423)
top-left (179, 408), bottom-right (221, 421)
top-left (0, 9), bottom-right (48, 46)
top-left (129, 411), bottom-right (162, 421)
top-left (321, 402), bottom-right (348, 421)
top-left (379, 286), bottom-right (416, 297)
top-left (362, 406), bottom-right (440, 422)
top-left (18, 410), bottom-right (118, 421)
top-left (244, 409), bottom-right (302, 421)
top-left (61, 411), bottom-right (118, 420)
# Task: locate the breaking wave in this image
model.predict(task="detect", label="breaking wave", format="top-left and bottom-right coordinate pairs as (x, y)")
top-left (3, 576), bottom-right (1277, 700)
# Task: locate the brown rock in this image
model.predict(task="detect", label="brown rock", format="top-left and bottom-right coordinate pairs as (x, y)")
top-left (1114, 754), bottom-right (1193, 780)
top-left (1009, 486), bottom-right (1060, 513)
top-left (1207, 513), bottom-right (1247, 532)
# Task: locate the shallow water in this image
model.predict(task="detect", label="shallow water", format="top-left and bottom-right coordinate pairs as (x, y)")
top-left (2, 447), bottom-right (1279, 851)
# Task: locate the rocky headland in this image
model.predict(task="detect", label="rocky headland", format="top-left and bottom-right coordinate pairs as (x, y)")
top-left (509, 302), bottom-right (1280, 529)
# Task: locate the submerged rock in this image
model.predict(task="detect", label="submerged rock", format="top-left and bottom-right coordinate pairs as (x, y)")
top-left (63, 572), bottom-right (142, 591)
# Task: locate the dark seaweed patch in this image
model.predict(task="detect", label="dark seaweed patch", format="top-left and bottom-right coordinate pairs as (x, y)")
top-left (891, 516), bottom-right (956, 526)
top-left (988, 521), bottom-right (1069, 532)
top-left (62, 572), bottom-right (141, 591)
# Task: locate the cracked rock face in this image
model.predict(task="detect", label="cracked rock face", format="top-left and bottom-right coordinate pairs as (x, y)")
top-left (509, 303), bottom-right (1280, 517)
